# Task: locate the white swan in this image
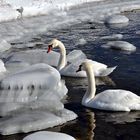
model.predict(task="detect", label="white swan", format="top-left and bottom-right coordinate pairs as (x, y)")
top-left (47, 39), bottom-right (116, 77)
top-left (76, 59), bottom-right (140, 111)
top-left (23, 131), bottom-right (76, 140)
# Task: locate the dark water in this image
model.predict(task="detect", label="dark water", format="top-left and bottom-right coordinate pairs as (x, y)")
top-left (1, 11), bottom-right (140, 140)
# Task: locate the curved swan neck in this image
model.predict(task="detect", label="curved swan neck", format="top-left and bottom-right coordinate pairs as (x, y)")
top-left (82, 65), bottom-right (96, 104)
top-left (57, 41), bottom-right (67, 70)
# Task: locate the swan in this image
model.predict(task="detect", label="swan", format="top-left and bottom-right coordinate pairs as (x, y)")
top-left (47, 39), bottom-right (116, 77)
top-left (23, 131), bottom-right (76, 140)
top-left (76, 59), bottom-right (140, 111)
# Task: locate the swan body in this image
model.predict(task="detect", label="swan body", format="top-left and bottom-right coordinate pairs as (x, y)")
top-left (23, 131), bottom-right (76, 140)
top-left (47, 39), bottom-right (116, 77)
top-left (78, 59), bottom-right (140, 111)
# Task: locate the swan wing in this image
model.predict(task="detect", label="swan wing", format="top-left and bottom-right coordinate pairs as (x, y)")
top-left (90, 60), bottom-right (116, 76)
top-left (89, 89), bottom-right (140, 111)
top-left (96, 66), bottom-right (117, 76)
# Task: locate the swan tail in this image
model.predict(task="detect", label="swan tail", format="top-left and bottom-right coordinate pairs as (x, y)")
top-left (100, 66), bottom-right (117, 76)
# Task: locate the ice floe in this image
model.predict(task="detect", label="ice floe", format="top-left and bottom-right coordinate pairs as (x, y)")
top-left (23, 131), bottom-right (76, 140)
top-left (101, 41), bottom-right (136, 52)
top-left (0, 39), bottom-right (12, 52)
top-left (101, 34), bottom-right (123, 41)
top-left (0, 63), bottom-right (77, 135)
top-left (105, 15), bottom-right (129, 24)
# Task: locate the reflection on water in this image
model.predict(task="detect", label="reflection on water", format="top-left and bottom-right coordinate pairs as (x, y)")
top-left (96, 111), bottom-right (140, 124)
top-left (64, 76), bottom-right (116, 89)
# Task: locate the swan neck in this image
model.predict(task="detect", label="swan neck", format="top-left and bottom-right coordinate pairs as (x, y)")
top-left (57, 41), bottom-right (67, 70)
top-left (82, 65), bottom-right (96, 104)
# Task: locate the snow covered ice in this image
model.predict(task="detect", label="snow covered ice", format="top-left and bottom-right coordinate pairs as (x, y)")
top-left (101, 41), bottom-right (136, 52)
top-left (0, 63), bottom-right (77, 135)
top-left (105, 15), bottom-right (129, 24)
top-left (0, 0), bottom-right (140, 43)
top-left (23, 131), bottom-right (76, 140)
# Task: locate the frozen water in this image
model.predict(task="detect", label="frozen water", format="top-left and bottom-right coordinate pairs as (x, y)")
top-left (5, 61), bottom-right (31, 74)
top-left (0, 63), bottom-right (77, 135)
top-left (0, 39), bottom-right (12, 52)
top-left (106, 15), bottom-right (129, 24)
top-left (23, 131), bottom-right (76, 140)
top-left (101, 34), bottom-right (123, 41)
top-left (0, 0), bottom-right (139, 45)
top-left (75, 38), bottom-right (87, 45)
top-left (0, 0), bottom-right (103, 22)
top-left (1, 63), bottom-right (63, 89)
top-left (0, 63), bottom-right (68, 114)
top-left (101, 41), bottom-right (136, 52)
top-left (5, 49), bottom-right (60, 68)
top-left (0, 59), bottom-right (6, 73)
top-left (0, 109), bottom-right (77, 135)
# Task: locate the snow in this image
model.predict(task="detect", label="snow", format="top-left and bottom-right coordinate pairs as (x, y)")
top-left (0, 0), bottom-right (139, 44)
top-left (0, 63), bottom-right (77, 134)
top-left (0, 39), bottom-right (12, 52)
top-left (0, 59), bottom-right (6, 72)
top-left (101, 41), bottom-right (136, 52)
top-left (4, 49), bottom-right (60, 68)
top-left (106, 15), bottom-right (129, 24)
top-left (23, 131), bottom-right (76, 140)
top-left (75, 38), bottom-right (87, 45)
top-left (0, 0), bottom-right (103, 22)
top-left (0, 109), bottom-right (77, 135)
top-left (101, 34), bottom-right (123, 41)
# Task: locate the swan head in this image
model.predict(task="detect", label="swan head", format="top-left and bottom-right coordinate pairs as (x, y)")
top-left (47, 39), bottom-right (61, 53)
top-left (76, 59), bottom-right (93, 72)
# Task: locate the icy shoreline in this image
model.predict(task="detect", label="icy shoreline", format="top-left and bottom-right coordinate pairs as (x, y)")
top-left (0, 0), bottom-right (102, 22)
top-left (0, 0), bottom-right (140, 47)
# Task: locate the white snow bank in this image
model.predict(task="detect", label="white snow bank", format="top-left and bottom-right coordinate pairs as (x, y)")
top-left (106, 15), bottom-right (129, 24)
top-left (0, 63), bottom-right (77, 135)
top-left (23, 131), bottom-right (76, 140)
top-left (101, 34), bottom-right (123, 41)
top-left (5, 49), bottom-right (60, 68)
top-left (0, 0), bottom-right (102, 22)
top-left (0, 0), bottom-right (139, 45)
top-left (0, 59), bottom-right (6, 72)
top-left (0, 39), bottom-right (12, 52)
top-left (1, 63), bottom-right (62, 89)
top-left (0, 63), bottom-right (68, 115)
top-left (5, 61), bottom-right (31, 73)
top-left (101, 41), bottom-right (136, 52)
top-left (0, 109), bottom-right (77, 135)
top-left (75, 38), bottom-right (87, 46)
